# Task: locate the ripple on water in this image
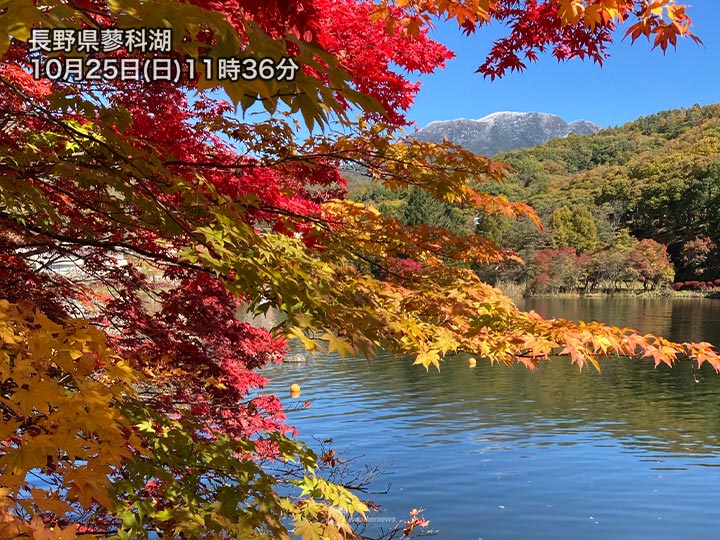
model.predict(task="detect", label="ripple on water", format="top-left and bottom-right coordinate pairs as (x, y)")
top-left (258, 305), bottom-right (720, 539)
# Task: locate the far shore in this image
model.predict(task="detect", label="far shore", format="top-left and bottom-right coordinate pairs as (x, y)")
top-left (494, 282), bottom-right (720, 302)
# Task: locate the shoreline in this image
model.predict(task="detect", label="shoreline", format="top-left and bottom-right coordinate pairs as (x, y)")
top-left (495, 284), bottom-right (720, 301)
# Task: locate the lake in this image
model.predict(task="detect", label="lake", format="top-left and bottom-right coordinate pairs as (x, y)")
top-left (261, 296), bottom-right (720, 539)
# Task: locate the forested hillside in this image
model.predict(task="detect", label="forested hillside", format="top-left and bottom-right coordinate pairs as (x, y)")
top-left (348, 103), bottom-right (720, 292)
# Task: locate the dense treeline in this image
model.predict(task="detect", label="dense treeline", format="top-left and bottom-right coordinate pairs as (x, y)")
top-left (347, 103), bottom-right (720, 293)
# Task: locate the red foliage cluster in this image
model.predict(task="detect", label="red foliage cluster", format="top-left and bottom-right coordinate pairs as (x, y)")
top-left (0, 0), bottom-right (456, 449)
top-left (310, 0), bottom-right (452, 125)
top-left (190, 0), bottom-right (452, 126)
top-left (468, 0), bottom-right (618, 78)
top-left (382, 256), bottom-right (425, 278)
top-left (530, 247), bottom-right (591, 293)
top-left (673, 280), bottom-right (720, 291)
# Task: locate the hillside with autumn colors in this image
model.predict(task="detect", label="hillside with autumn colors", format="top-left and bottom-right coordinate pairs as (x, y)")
top-left (349, 103), bottom-right (720, 292)
top-left (3, 0), bottom-right (720, 538)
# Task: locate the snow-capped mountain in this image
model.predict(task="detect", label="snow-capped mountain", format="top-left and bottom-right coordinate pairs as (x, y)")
top-left (414, 112), bottom-right (603, 156)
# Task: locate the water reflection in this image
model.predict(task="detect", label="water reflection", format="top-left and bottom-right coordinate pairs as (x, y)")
top-left (272, 353), bottom-right (720, 459)
top-left (521, 296), bottom-right (720, 345)
top-left (261, 297), bottom-right (720, 539)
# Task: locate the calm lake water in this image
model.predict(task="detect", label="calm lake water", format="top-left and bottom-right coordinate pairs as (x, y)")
top-left (261, 297), bottom-right (720, 539)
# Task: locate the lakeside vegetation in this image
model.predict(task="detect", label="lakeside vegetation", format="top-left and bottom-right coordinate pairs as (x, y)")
top-left (3, 1), bottom-right (716, 537)
top-left (348, 103), bottom-right (720, 296)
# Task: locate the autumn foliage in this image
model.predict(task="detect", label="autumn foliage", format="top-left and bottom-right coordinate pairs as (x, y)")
top-left (0, 0), bottom-right (716, 538)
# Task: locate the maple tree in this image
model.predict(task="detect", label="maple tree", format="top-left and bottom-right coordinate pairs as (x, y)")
top-left (0, 0), bottom-right (716, 538)
top-left (626, 238), bottom-right (675, 290)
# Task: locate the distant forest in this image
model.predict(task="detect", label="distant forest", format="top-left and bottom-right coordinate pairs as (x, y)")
top-left (346, 103), bottom-right (720, 294)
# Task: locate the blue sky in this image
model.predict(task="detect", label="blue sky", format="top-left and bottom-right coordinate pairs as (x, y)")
top-left (408, 3), bottom-right (720, 130)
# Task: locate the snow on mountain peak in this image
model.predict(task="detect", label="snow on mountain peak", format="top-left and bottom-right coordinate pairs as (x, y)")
top-left (415, 112), bottom-right (602, 155)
